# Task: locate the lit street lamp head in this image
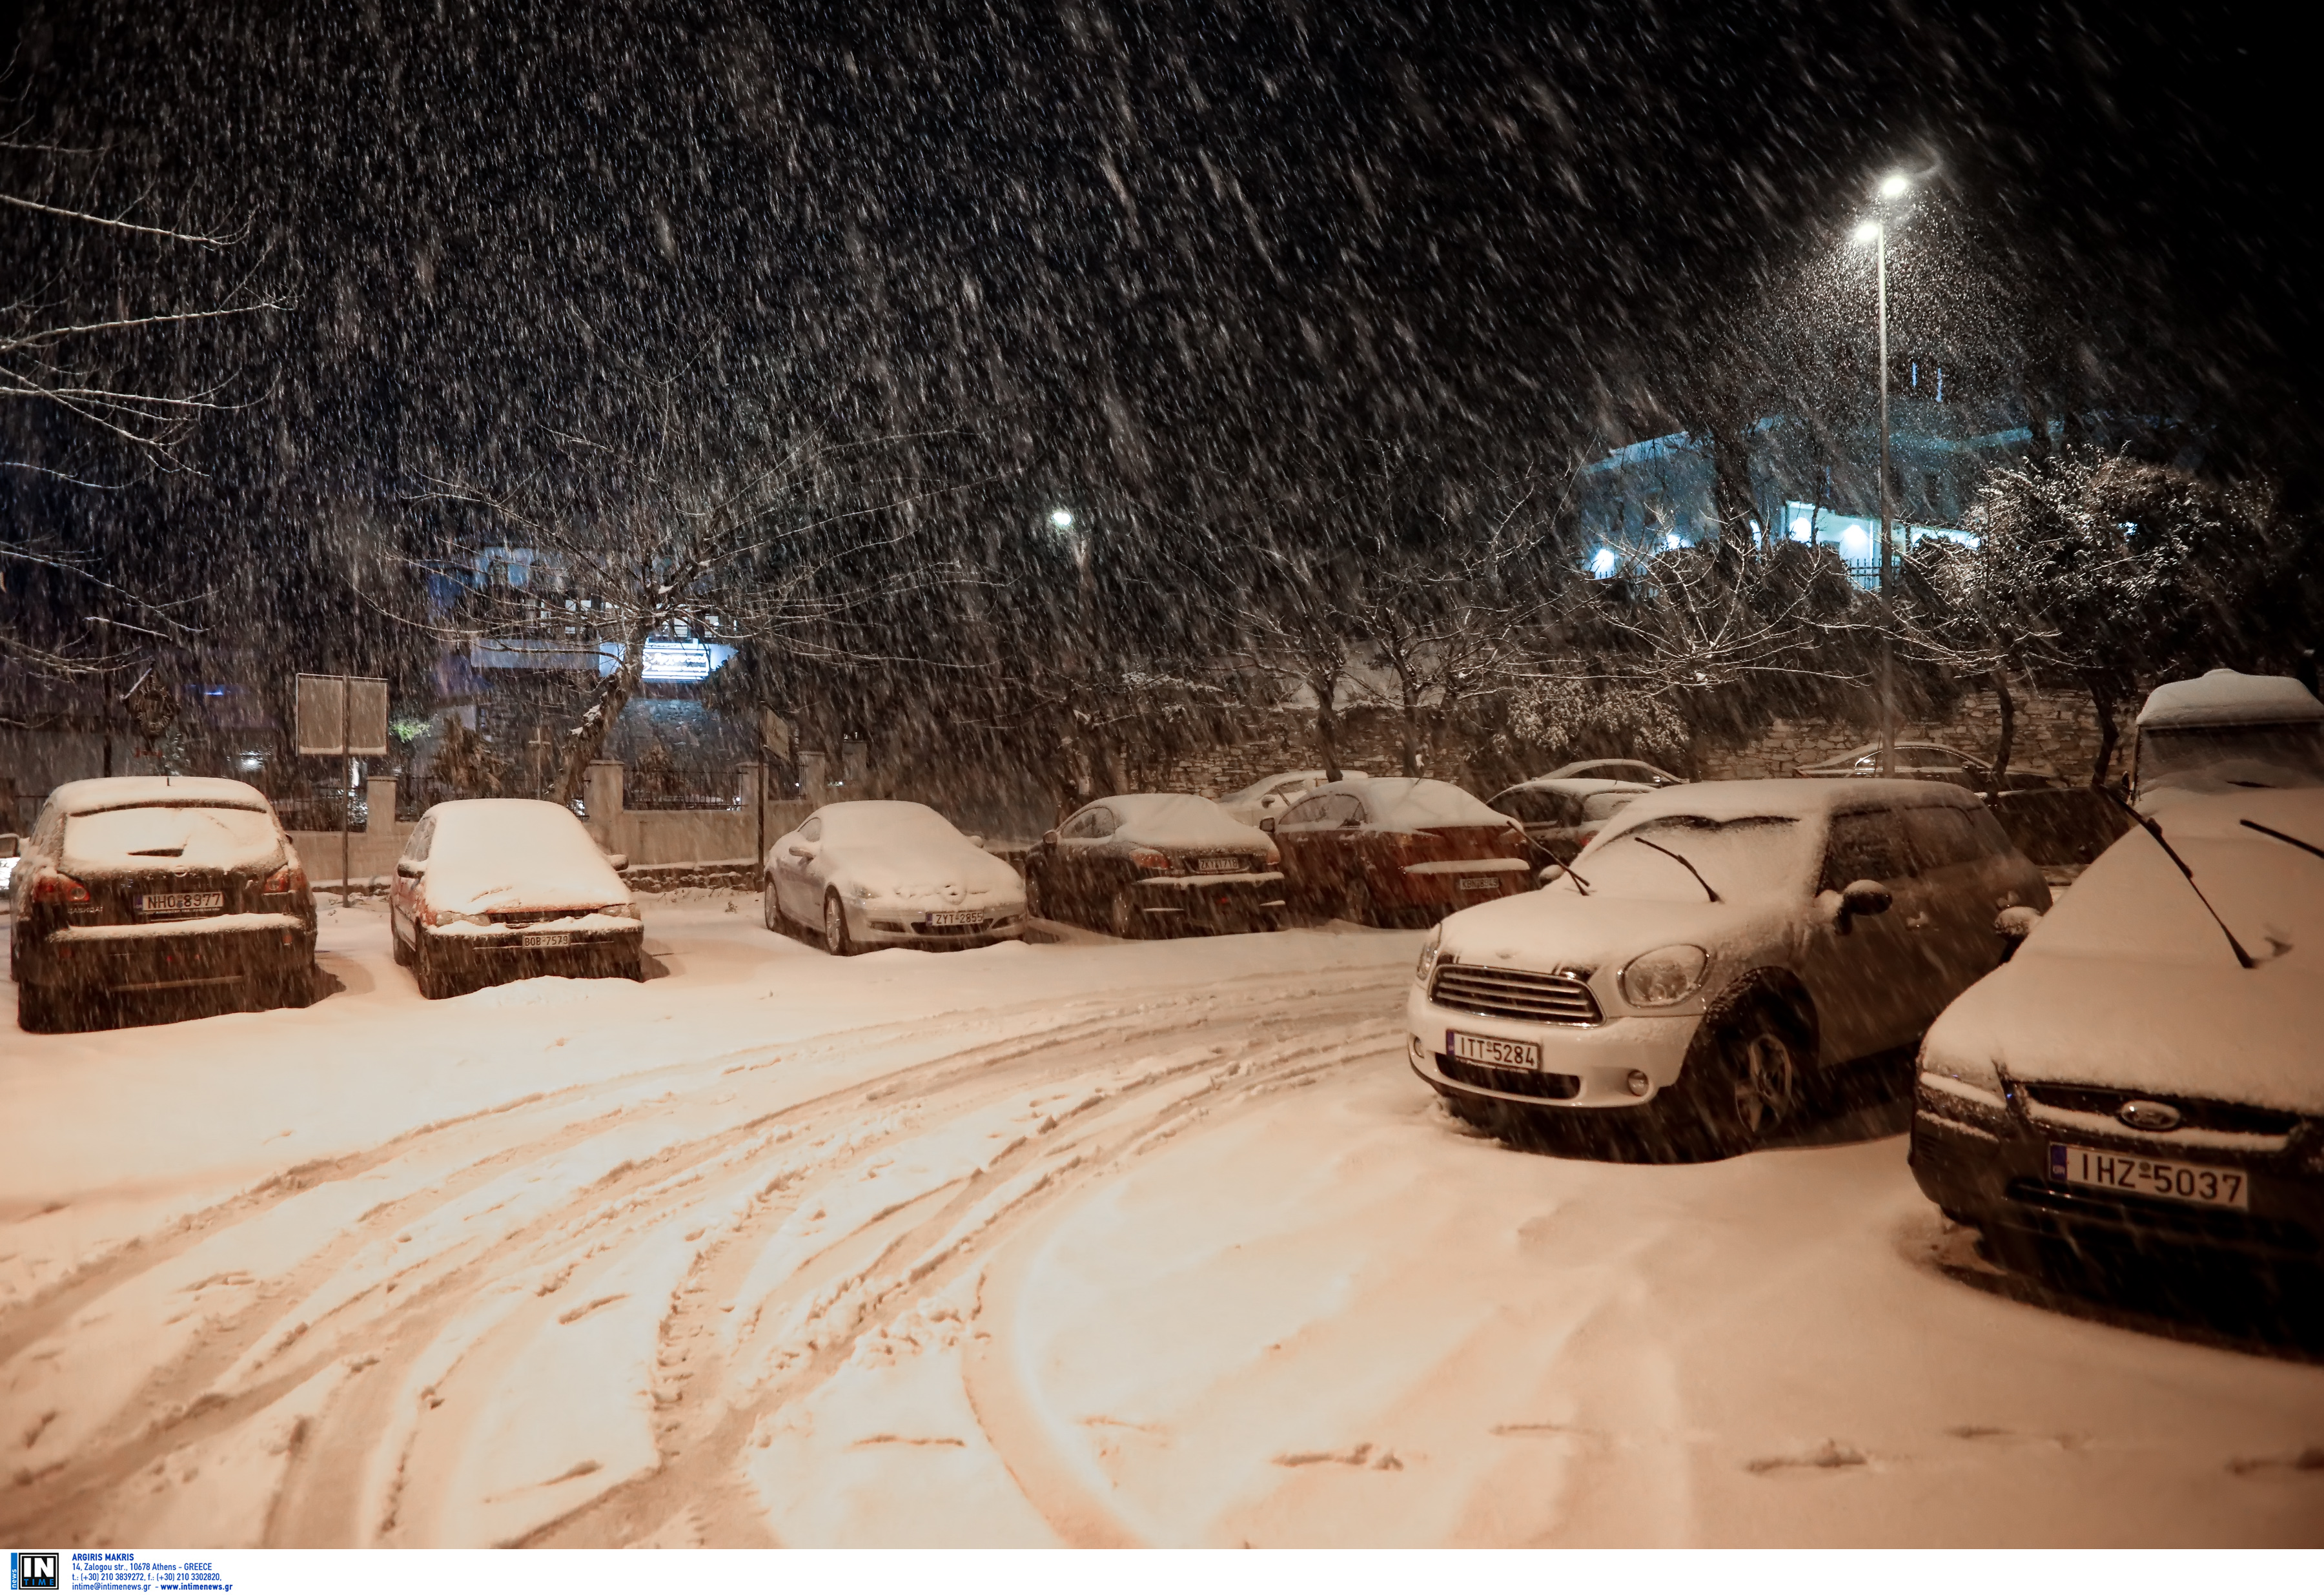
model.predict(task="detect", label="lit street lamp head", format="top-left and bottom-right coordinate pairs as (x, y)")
top-left (1852, 220), bottom-right (1881, 244)
top-left (1048, 509), bottom-right (1075, 531)
top-left (1878, 172), bottom-right (1910, 200)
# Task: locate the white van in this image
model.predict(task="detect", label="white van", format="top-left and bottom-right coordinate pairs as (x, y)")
top-left (2131, 669), bottom-right (2324, 813)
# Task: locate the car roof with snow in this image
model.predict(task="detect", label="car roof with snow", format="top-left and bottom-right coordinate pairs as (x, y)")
top-left (814, 800), bottom-right (966, 842)
top-left (46, 775), bottom-right (277, 817)
top-left (2136, 669), bottom-right (2324, 729)
top-left (1492, 777), bottom-right (1656, 800)
top-left (1088, 792), bottom-right (1269, 846)
top-left (1321, 776), bottom-right (1507, 829)
top-left (1541, 759), bottom-right (1682, 781)
top-left (1799, 740), bottom-right (1979, 766)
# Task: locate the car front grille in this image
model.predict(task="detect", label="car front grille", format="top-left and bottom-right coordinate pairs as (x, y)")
top-left (488, 908), bottom-right (593, 926)
top-left (1437, 1056), bottom-right (1582, 1100)
top-left (2004, 1178), bottom-right (2319, 1254)
top-left (1429, 962), bottom-right (1601, 1025)
top-left (2020, 1082), bottom-right (2302, 1138)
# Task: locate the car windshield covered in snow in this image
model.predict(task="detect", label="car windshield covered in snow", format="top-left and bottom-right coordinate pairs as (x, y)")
top-left (1105, 793), bottom-right (1258, 846)
top-left (63, 804), bottom-right (283, 874)
top-left (817, 802), bottom-right (972, 849)
top-left (2138, 722), bottom-right (2324, 787)
top-left (1569, 813), bottom-right (1808, 902)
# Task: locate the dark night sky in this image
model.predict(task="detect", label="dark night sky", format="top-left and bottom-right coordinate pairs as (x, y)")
top-left (3, 0), bottom-right (2316, 554)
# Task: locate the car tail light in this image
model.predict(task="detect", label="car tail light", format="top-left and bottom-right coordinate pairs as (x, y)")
top-left (263, 864), bottom-right (307, 895)
top-left (1130, 848), bottom-right (1170, 871)
top-left (32, 872), bottom-right (92, 906)
top-left (1263, 844), bottom-right (1280, 868)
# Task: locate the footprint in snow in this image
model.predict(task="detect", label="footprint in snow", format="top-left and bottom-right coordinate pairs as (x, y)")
top-left (2227, 1446), bottom-right (2324, 1476)
top-left (1273, 1442), bottom-right (1402, 1470)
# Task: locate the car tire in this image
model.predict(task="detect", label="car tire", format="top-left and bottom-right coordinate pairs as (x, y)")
top-left (1657, 994), bottom-right (1808, 1158)
top-left (15, 982), bottom-right (75, 1034)
top-left (822, 891), bottom-right (859, 957)
top-left (414, 928), bottom-right (459, 999)
top-left (762, 879), bottom-right (783, 931)
top-left (1024, 866), bottom-right (1055, 923)
top-left (1108, 886), bottom-right (1147, 940)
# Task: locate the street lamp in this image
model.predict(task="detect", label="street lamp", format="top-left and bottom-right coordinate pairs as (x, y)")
top-left (1048, 508), bottom-right (1076, 532)
top-left (1855, 173), bottom-right (1911, 776)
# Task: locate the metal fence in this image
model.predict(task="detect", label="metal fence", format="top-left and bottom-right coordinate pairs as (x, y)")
top-left (624, 766), bottom-right (746, 811)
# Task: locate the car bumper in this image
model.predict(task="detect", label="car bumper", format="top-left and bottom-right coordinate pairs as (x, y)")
top-left (21, 916), bottom-right (312, 994)
top-left (430, 925), bottom-right (642, 976)
top-left (1405, 987), bottom-right (1701, 1108)
top-left (1394, 862), bottom-right (1533, 909)
top-left (1910, 1092), bottom-right (2324, 1270)
top-left (857, 908), bottom-right (1029, 949)
top-left (1130, 873), bottom-right (1286, 928)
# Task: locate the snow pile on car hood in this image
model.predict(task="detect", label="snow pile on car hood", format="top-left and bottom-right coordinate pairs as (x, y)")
top-left (1357, 778), bottom-right (1508, 830)
top-left (61, 804), bottom-right (285, 875)
top-left (811, 802), bottom-right (1023, 902)
top-left (422, 800), bottom-right (630, 913)
top-left (1436, 886), bottom-right (1788, 989)
top-left (2136, 669), bottom-right (2324, 729)
top-left (1923, 788), bottom-right (2324, 1111)
top-left (1106, 794), bottom-right (1272, 852)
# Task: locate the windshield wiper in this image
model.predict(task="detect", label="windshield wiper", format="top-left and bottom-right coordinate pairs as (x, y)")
top-left (2101, 790), bottom-right (2255, 969)
top-left (2241, 818), bottom-right (2324, 862)
top-left (1629, 835), bottom-right (1721, 902)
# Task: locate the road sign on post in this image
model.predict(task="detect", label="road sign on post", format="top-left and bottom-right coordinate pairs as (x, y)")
top-left (295, 673), bottom-right (389, 904)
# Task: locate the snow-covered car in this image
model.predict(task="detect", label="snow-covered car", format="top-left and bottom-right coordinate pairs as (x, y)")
top-left (0, 833), bottom-right (20, 895)
top-left (1407, 780), bottom-right (2049, 1157)
top-left (1024, 793), bottom-right (1283, 939)
top-left (1538, 758), bottom-right (1687, 788)
top-left (764, 800), bottom-right (1028, 956)
top-left (9, 777), bottom-right (317, 1032)
top-left (1485, 777), bottom-right (1656, 868)
top-left (2130, 668), bottom-right (2324, 814)
top-left (1214, 767), bottom-right (1367, 827)
top-left (388, 798), bottom-right (643, 999)
top-left (1795, 740), bottom-right (2061, 791)
top-left (1910, 787), bottom-right (2324, 1289)
top-left (1272, 777), bottom-right (1532, 926)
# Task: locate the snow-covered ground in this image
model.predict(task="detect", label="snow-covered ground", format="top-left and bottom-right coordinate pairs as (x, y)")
top-left (3, 893), bottom-right (2319, 1547)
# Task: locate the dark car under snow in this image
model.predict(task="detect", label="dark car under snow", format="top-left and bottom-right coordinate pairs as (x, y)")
top-left (10, 776), bottom-right (318, 1032)
top-left (1024, 793), bottom-right (1284, 938)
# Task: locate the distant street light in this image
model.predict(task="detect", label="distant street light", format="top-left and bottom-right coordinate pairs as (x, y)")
top-left (1856, 172), bottom-right (1912, 777)
top-left (1048, 508), bottom-right (1076, 531)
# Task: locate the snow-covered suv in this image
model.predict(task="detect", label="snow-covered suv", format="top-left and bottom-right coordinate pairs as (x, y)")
top-left (1408, 780), bottom-right (2048, 1157)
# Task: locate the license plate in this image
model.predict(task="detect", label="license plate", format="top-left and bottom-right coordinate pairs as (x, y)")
top-left (1195, 855), bottom-right (1242, 873)
top-left (1447, 1030), bottom-right (1542, 1070)
top-left (1456, 876), bottom-right (1503, 892)
top-left (924, 911), bottom-right (985, 927)
top-left (522, 931), bottom-right (573, 949)
top-left (139, 891), bottom-right (224, 916)
top-left (2046, 1142), bottom-right (2248, 1210)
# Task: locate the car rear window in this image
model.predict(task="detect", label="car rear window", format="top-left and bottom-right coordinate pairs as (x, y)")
top-left (1493, 790), bottom-right (1572, 825)
top-left (63, 805), bottom-right (282, 872)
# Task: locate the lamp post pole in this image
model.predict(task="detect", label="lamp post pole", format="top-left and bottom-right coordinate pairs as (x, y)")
top-left (1876, 217), bottom-right (1896, 779)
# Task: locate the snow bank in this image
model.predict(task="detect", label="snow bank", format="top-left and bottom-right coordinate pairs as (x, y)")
top-left (420, 799), bottom-right (629, 914)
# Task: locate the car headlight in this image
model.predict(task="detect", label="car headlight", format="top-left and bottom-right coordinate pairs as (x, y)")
top-left (604, 900), bottom-right (641, 920)
top-left (1618, 944), bottom-right (1709, 1007)
top-left (430, 908), bottom-right (492, 928)
top-left (845, 881), bottom-right (876, 902)
top-left (1415, 926), bottom-right (1443, 987)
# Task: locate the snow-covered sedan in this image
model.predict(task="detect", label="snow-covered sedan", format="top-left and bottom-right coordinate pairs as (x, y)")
top-left (389, 798), bottom-right (643, 998)
top-left (1407, 780), bottom-right (2049, 1157)
top-left (764, 800), bottom-right (1027, 956)
top-left (1024, 793), bottom-right (1283, 938)
top-left (1272, 777), bottom-right (1532, 926)
top-left (1486, 777), bottom-right (1656, 868)
top-left (1215, 768), bottom-right (1367, 828)
top-left (10, 777), bottom-right (317, 1031)
top-left (1911, 787), bottom-right (2323, 1291)
top-left (1539, 758), bottom-right (1687, 788)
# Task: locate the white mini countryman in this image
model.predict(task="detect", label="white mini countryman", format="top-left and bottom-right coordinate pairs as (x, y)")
top-left (1407, 779), bottom-right (2048, 1158)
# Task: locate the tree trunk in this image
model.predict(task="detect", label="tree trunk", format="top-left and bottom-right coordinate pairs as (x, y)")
top-left (2082, 669), bottom-right (2119, 789)
top-left (1706, 416), bottom-right (1757, 576)
top-left (552, 622), bottom-right (653, 806)
top-left (1312, 673), bottom-right (1342, 782)
top-left (1398, 698), bottom-right (1421, 777)
top-left (1987, 667), bottom-right (2016, 793)
top-left (2022, 371), bottom-right (2052, 468)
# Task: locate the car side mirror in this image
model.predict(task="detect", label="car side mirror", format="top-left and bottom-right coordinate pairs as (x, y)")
top-left (1258, 816), bottom-right (1277, 833)
top-left (1339, 815), bottom-right (1363, 828)
top-left (396, 858), bottom-right (424, 878)
top-left (1994, 905), bottom-right (2043, 939)
top-left (1041, 829), bottom-right (1061, 846)
top-left (966, 835), bottom-right (985, 849)
top-left (1840, 879), bottom-right (1893, 917)
top-left (1537, 862), bottom-right (1567, 884)
top-left (607, 853), bottom-right (629, 871)
top-left (788, 843), bottom-right (814, 859)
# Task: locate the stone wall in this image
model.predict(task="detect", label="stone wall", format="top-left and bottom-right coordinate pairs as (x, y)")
top-left (1691, 684), bottom-right (2120, 784)
top-left (1145, 707), bottom-right (1425, 798)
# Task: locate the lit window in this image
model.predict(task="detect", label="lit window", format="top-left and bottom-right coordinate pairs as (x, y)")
top-left (1665, 532), bottom-right (1681, 550)
top-left (1789, 516), bottom-right (1813, 542)
top-left (1590, 547), bottom-right (1618, 578)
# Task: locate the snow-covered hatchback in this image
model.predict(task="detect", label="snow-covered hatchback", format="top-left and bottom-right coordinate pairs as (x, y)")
top-left (1911, 787), bottom-right (2324, 1288)
top-left (389, 799), bottom-right (643, 997)
top-left (1409, 780), bottom-right (2048, 1157)
top-left (10, 776), bottom-right (317, 1031)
